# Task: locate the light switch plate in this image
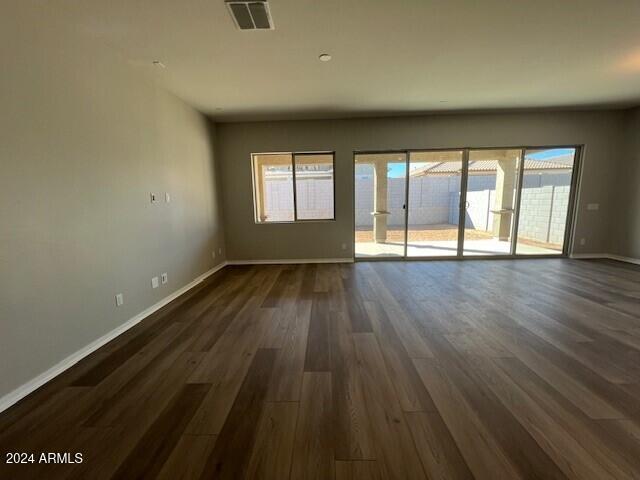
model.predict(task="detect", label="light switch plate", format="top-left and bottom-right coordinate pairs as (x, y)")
top-left (587, 203), bottom-right (599, 211)
top-left (151, 276), bottom-right (159, 289)
top-left (115, 293), bottom-right (124, 306)
top-left (150, 192), bottom-right (157, 204)
top-left (165, 192), bottom-right (171, 203)
top-left (161, 273), bottom-right (168, 284)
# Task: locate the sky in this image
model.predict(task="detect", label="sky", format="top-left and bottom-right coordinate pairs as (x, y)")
top-left (526, 148), bottom-right (574, 159)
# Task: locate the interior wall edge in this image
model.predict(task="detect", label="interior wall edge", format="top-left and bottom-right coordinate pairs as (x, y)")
top-left (608, 106), bottom-right (640, 258)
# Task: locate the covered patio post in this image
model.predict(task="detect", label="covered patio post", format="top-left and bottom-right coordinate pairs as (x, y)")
top-left (373, 159), bottom-right (390, 243)
top-left (492, 157), bottom-right (518, 240)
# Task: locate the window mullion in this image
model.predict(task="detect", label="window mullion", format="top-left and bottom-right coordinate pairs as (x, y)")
top-left (292, 153), bottom-right (298, 221)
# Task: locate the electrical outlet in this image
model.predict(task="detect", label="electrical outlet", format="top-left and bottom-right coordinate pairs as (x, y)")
top-left (161, 273), bottom-right (168, 284)
top-left (218, 247), bottom-right (222, 255)
top-left (587, 203), bottom-right (599, 211)
top-left (580, 238), bottom-right (586, 246)
top-left (212, 251), bottom-right (216, 259)
top-left (341, 243), bottom-right (347, 250)
top-left (115, 293), bottom-right (124, 306)
top-left (150, 192), bottom-right (157, 204)
top-left (151, 276), bottom-right (159, 289)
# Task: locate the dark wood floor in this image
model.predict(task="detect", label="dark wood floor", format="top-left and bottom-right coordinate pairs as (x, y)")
top-left (1, 259), bottom-right (640, 479)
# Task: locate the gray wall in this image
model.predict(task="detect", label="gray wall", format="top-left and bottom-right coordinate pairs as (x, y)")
top-left (218, 111), bottom-right (626, 260)
top-left (0, 6), bottom-right (225, 400)
top-left (611, 107), bottom-right (640, 258)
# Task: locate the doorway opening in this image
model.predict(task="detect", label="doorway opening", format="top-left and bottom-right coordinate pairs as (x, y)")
top-left (354, 146), bottom-right (580, 259)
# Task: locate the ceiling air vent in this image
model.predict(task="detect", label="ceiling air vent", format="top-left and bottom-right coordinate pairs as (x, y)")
top-left (226, 0), bottom-right (274, 30)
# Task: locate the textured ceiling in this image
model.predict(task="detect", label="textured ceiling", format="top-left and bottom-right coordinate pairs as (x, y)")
top-left (18, 0), bottom-right (640, 120)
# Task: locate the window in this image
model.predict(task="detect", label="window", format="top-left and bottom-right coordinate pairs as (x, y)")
top-left (252, 152), bottom-right (335, 223)
top-left (354, 146), bottom-right (579, 258)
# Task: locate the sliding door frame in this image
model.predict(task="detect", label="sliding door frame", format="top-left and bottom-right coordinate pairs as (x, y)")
top-left (457, 149), bottom-right (470, 258)
top-left (509, 148), bottom-right (527, 256)
top-left (353, 144), bottom-right (583, 262)
top-left (353, 151), bottom-right (410, 260)
top-left (401, 151), bottom-right (410, 258)
top-left (563, 145), bottom-right (584, 257)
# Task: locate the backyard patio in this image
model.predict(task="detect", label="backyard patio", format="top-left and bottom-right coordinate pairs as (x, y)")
top-left (355, 224), bottom-right (563, 257)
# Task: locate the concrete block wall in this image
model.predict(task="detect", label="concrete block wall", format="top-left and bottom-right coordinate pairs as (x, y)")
top-left (548, 188), bottom-right (570, 244)
top-left (264, 178), bottom-right (334, 221)
top-left (467, 175), bottom-right (496, 192)
top-left (296, 178), bottom-right (334, 219)
top-left (518, 185), bottom-right (570, 245)
top-left (356, 176), bottom-right (454, 227)
top-left (517, 186), bottom-right (554, 241)
top-left (265, 172), bottom-right (571, 244)
top-left (263, 178), bottom-right (294, 221)
top-left (459, 184), bottom-right (571, 245)
top-left (460, 190), bottom-right (495, 230)
top-left (354, 173), bottom-right (571, 229)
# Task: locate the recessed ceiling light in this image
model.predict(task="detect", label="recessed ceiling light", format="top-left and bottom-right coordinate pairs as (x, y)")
top-left (319, 54), bottom-right (332, 62)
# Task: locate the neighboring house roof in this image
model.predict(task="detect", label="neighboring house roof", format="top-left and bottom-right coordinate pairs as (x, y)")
top-left (410, 154), bottom-right (573, 177)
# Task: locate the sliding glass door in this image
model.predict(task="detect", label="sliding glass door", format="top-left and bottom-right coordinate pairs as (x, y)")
top-left (462, 149), bottom-right (522, 256)
top-left (354, 152), bottom-right (407, 258)
top-left (354, 146), bottom-right (579, 259)
top-left (407, 150), bottom-right (464, 257)
top-left (513, 148), bottom-right (577, 255)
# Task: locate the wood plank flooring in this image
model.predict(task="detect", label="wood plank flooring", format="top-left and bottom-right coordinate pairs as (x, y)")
top-left (1, 259), bottom-right (640, 479)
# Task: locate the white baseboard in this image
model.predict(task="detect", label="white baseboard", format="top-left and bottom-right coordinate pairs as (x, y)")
top-left (606, 254), bottom-right (640, 266)
top-left (0, 261), bottom-right (228, 414)
top-left (229, 255), bottom-right (640, 266)
top-left (570, 253), bottom-right (640, 265)
top-left (569, 253), bottom-right (608, 259)
top-left (227, 258), bottom-right (354, 265)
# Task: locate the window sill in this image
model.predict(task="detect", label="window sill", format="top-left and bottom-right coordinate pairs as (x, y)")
top-left (255, 219), bottom-right (336, 225)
